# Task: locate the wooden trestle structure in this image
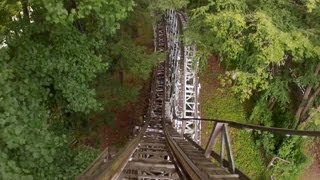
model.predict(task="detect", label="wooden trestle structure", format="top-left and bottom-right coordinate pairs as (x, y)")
top-left (77, 11), bottom-right (242, 180)
top-left (77, 10), bottom-right (320, 180)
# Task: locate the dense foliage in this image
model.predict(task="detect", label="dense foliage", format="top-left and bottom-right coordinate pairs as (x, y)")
top-left (189, 0), bottom-right (320, 124)
top-left (0, 0), bottom-right (189, 178)
top-left (199, 65), bottom-right (266, 177)
top-left (188, 0), bottom-right (320, 178)
top-left (0, 0), bottom-right (167, 179)
top-left (2, 0), bottom-right (318, 179)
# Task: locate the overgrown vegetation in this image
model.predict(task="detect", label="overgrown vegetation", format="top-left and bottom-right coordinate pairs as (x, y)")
top-left (0, 0), bottom-right (187, 179)
top-left (1, 0), bottom-right (319, 179)
top-left (199, 62), bottom-right (266, 178)
top-left (191, 0), bottom-right (320, 179)
top-left (202, 90), bottom-right (246, 122)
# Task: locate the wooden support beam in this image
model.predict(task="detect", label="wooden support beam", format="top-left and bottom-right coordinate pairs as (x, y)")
top-left (128, 160), bottom-right (176, 169)
top-left (222, 125), bottom-right (235, 173)
top-left (204, 123), bottom-right (224, 158)
top-left (203, 123), bottom-right (236, 173)
top-left (209, 174), bottom-right (239, 178)
top-left (181, 120), bottom-right (186, 136)
top-left (220, 130), bottom-right (225, 166)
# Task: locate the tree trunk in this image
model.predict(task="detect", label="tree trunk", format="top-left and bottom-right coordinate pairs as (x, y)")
top-left (300, 85), bottom-right (320, 122)
top-left (298, 104), bottom-right (320, 129)
top-left (295, 86), bottom-right (312, 120)
top-left (64, 0), bottom-right (77, 13)
top-left (295, 63), bottom-right (320, 121)
top-left (309, 105), bottom-right (320, 121)
top-left (21, 0), bottom-right (30, 20)
top-left (268, 97), bottom-right (276, 111)
top-left (63, 0), bottom-right (85, 32)
top-left (119, 71), bottom-right (124, 85)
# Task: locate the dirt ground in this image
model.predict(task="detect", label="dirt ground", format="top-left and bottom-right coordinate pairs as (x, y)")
top-left (300, 139), bottom-right (320, 179)
top-left (199, 55), bottom-right (224, 147)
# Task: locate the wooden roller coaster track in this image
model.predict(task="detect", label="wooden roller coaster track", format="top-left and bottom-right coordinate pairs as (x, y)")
top-left (77, 11), bottom-right (320, 180)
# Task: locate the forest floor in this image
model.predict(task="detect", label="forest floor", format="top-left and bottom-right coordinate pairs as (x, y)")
top-left (199, 56), bottom-right (222, 145)
top-left (92, 18), bottom-right (154, 151)
top-left (199, 56), bottom-right (320, 179)
top-left (300, 139), bottom-right (320, 180)
top-left (100, 80), bottom-right (150, 150)
top-left (199, 56), bottom-right (265, 178)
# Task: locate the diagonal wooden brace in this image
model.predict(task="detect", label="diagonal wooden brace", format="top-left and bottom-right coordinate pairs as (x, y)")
top-left (222, 125), bottom-right (235, 173)
top-left (204, 123), bottom-right (224, 158)
top-left (204, 122), bottom-right (235, 173)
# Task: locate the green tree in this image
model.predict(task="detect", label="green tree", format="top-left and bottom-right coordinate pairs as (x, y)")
top-left (148, 0), bottom-right (188, 12)
top-left (187, 0), bottom-right (320, 178)
top-left (0, 0), bottom-right (134, 178)
top-left (188, 0), bottom-right (320, 126)
top-left (109, 38), bottom-right (162, 83)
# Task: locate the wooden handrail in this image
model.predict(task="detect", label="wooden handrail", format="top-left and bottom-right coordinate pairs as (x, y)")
top-left (179, 118), bottom-right (320, 137)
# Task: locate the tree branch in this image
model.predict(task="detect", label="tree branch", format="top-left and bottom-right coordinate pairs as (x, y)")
top-left (268, 97), bottom-right (276, 111)
top-left (295, 63), bottom-right (320, 121)
top-left (300, 85), bottom-right (320, 122)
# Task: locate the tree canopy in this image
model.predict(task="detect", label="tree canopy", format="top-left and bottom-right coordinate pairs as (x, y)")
top-left (0, 0), bottom-right (158, 178)
top-left (187, 0), bottom-right (320, 178)
top-left (188, 0), bottom-right (320, 125)
top-left (1, 0), bottom-right (319, 179)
